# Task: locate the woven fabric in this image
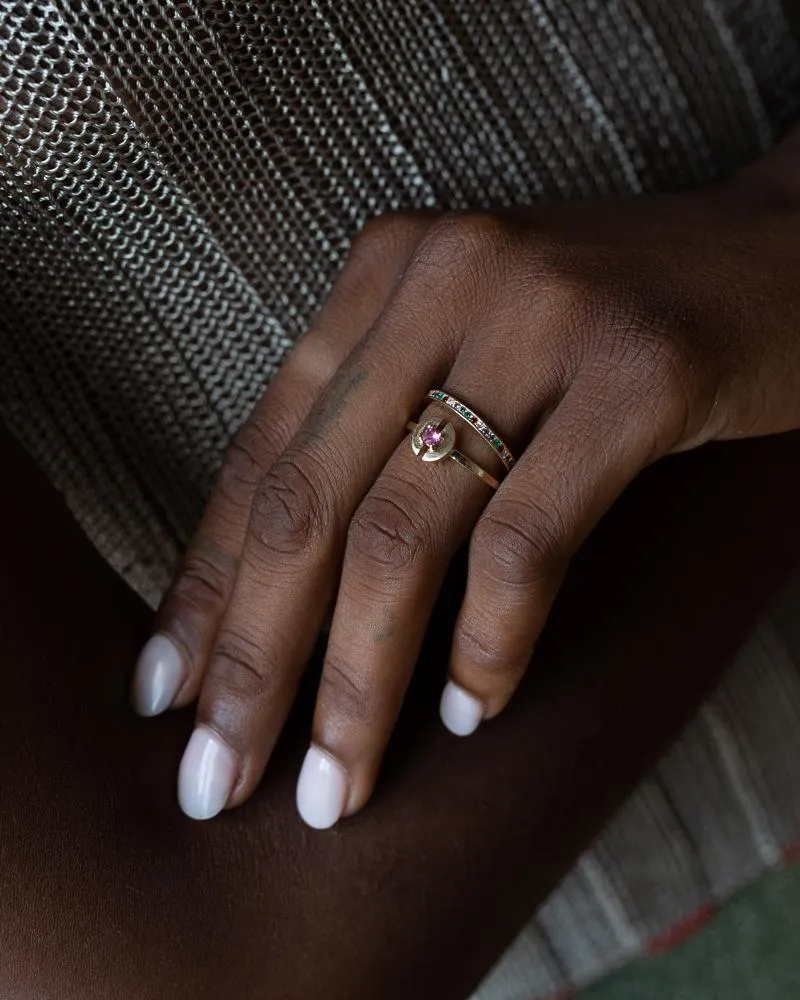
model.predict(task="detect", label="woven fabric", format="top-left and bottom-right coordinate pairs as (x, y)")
top-left (2, 0), bottom-right (798, 604)
top-left (475, 583), bottom-right (800, 998)
top-left (1, 3), bottom-right (799, 998)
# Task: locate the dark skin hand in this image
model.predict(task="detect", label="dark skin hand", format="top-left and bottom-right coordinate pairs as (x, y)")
top-left (131, 124), bottom-right (800, 827)
top-left (4, 408), bottom-right (800, 1000)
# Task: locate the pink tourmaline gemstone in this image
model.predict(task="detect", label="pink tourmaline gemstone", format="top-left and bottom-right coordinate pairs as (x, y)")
top-left (421, 423), bottom-right (443, 448)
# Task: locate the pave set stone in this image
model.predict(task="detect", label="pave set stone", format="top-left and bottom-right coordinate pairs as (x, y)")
top-left (427, 390), bottom-right (515, 470)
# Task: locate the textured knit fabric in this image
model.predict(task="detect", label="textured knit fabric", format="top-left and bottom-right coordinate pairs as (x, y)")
top-left (1, 3), bottom-right (799, 998)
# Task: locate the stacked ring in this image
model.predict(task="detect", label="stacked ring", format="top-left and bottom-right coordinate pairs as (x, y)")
top-left (407, 389), bottom-right (514, 490)
top-left (406, 420), bottom-right (500, 490)
top-left (426, 389), bottom-right (516, 470)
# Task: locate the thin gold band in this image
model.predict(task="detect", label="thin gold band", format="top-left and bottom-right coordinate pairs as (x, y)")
top-left (405, 421), bottom-right (499, 490)
top-left (426, 389), bottom-right (515, 470)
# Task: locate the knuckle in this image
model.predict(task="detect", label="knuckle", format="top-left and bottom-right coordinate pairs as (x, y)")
top-left (170, 549), bottom-right (232, 615)
top-left (250, 453), bottom-right (332, 560)
top-left (591, 287), bottom-right (694, 393)
top-left (453, 617), bottom-right (515, 679)
top-left (215, 420), bottom-right (274, 506)
top-left (411, 211), bottom-right (511, 290)
top-left (348, 490), bottom-right (430, 572)
top-left (319, 652), bottom-right (376, 726)
top-left (548, 264), bottom-right (598, 318)
top-left (207, 628), bottom-right (272, 701)
top-left (473, 503), bottom-right (566, 592)
top-left (531, 261), bottom-right (698, 419)
top-left (531, 257), bottom-right (599, 331)
top-left (348, 211), bottom-right (422, 267)
top-left (637, 326), bottom-right (694, 394)
top-left (420, 211), bottom-right (507, 259)
top-left (353, 210), bottom-right (403, 247)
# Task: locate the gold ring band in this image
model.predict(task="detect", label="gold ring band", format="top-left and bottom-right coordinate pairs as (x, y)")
top-left (405, 421), bottom-right (499, 490)
top-left (426, 389), bottom-right (515, 470)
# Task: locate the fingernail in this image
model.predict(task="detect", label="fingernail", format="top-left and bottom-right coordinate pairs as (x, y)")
top-left (178, 727), bottom-right (238, 820)
top-left (440, 680), bottom-right (484, 736)
top-left (131, 634), bottom-right (184, 717)
top-left (296, 746), bottom-right (349, 830)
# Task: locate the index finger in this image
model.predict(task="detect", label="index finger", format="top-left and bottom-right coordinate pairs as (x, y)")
top-left (132, 214), bottom-right (432, 720)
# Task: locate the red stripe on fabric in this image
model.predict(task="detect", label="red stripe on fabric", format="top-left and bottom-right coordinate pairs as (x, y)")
top-left (538, 838), bottom-right (800, 998)
top-left (782, 838), bottom-right (800, 865)
top-left (647, 904), bottom-right (716, 954)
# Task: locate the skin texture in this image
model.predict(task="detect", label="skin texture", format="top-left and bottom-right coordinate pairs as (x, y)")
top-left (138, 123), bottom-right (800, 825)
top-left (3, 419), bottom-right (800, 999)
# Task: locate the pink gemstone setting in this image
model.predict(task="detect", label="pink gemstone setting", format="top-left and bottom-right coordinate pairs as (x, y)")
top-left (421, 423), bottom-right (443, 448)
top-left (411, 417), bottom-right (455, 462)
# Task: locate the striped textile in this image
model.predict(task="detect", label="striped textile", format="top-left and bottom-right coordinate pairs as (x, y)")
top-left (475, 575), bottom-right (800, 997)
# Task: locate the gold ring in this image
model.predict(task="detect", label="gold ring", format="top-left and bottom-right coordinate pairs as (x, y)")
top-left (406, 420), bottom-right (500, 490)
top-left (426, 389), bottom-right (515, 470)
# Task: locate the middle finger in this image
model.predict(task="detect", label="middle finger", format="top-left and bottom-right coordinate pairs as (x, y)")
top-left (297, 340), bottom-right (563, 827)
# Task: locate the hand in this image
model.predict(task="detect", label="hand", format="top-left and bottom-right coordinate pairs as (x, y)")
top-left (132, 128), bottom-right (800, 827)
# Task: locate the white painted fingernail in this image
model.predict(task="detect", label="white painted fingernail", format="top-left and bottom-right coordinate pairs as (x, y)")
top-left (178, 727), bottom-right (238, 820)
top-left (296, 746), bottom-right (349, 830)
top-left (440, 681), bottom-right (484, 736)
top-left (131, 634), bottom-right (185, 717)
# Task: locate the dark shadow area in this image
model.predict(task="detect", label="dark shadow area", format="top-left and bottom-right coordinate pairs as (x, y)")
top-left (1, 427), bottom-right (799, 1000)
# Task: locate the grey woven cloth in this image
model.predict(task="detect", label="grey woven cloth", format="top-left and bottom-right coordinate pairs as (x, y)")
top-left (1, 2), bottom-right (800, 997)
